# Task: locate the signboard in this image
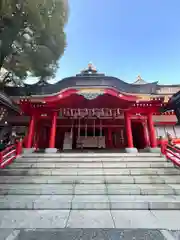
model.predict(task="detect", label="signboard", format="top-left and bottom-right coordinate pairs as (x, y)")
top-left (59, 108), bottom-right (122, 119)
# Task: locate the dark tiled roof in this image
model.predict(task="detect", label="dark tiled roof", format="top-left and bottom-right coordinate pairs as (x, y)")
top-left (0, 91), bottom-right (20, 113)
top-left (4, 75), bottom-right (160, 96)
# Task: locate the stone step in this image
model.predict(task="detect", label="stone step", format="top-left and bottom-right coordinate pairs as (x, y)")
top-left (0, 183), bottom-right (178, 195)
top-left (7, 161), bottom-right (173, 169)
top-left (0, 175), bottom-right (180, 184)
top-left (19, 157), bottom-right (165, 162)
top-left (0, 194), bottom-right (180, 210)
top-left (1, 167), bottom-right (179, 176)
top-left (0, 175), bottom-right (172, 184)
top-left (22, 152), bottom-right (162, 158)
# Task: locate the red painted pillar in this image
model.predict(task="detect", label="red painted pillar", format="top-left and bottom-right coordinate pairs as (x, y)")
top-left (147, 113), bottom-right (157, 148)
top-left (26, 115), bottom-right (35, 148)
top-left (108, 128), bottom-right (112, 148)
top-left (142, 122), bottom-right (149, 147)
top-left (124, 112), bottom-right (133, 148)
top-left (49, 112), bottom-right (57, 148)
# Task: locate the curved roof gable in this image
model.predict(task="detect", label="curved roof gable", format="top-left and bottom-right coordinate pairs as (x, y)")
top-left (4, 64), bottom-right (159, 97)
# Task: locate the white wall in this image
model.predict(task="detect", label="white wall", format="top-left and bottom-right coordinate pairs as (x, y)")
top-left (155, 125), bottom-right (180, 138)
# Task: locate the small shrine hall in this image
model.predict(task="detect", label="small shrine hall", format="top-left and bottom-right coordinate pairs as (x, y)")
top-left (4, 63), bottom-right (180, 152)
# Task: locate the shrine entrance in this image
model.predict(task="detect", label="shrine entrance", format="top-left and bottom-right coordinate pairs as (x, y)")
top-left (131, 122), bottom-right (147, 149)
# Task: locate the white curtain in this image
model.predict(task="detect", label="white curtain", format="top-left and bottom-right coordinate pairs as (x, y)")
top-left (165, 126), bottom-right (176, 138)
top-left (174, 126), bottom-right (180, 138)
top-left (155, 126), bottom-right (165, 138)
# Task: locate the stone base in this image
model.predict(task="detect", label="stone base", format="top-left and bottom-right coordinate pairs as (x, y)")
top-left (23, 148), bottom-right (35, 154)
top-left (45, 148), bottom-right (57, 153)
top-left (145, 147), bottom-right (161, 153)
top-left (125, 148), bottom-right (138, 153)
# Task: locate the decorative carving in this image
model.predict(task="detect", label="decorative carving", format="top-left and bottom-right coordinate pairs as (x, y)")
top-left (78, 89), bottom-right (104, 100)
top-left (78, 92), bottom-right (103, 100)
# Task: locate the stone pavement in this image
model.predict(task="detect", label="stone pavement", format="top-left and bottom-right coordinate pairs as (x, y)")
top-left (0, 210), bottom-right (180, 230)
top-left (1, 228), bottom-right (178, 240)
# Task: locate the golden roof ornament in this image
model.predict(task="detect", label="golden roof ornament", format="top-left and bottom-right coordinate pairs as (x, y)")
top-left (137, 75), bottom-right (142, 81)
top-left (133, 75), bottom-right (147, 85)
top-left (88, 62), bottom-right (96, 71)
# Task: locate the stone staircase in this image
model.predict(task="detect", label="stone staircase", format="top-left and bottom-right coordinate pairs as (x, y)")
top-left (0, 151), bottom-right (180, 213)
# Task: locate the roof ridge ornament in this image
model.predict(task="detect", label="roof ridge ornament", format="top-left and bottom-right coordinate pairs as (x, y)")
top-left (133, 75), bottom-right (147, 85)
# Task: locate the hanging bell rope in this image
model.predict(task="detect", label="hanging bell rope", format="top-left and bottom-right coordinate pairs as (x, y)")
top-left (100, 119), bottom-right (102, 137)
top-left (78, 118), bottom-right (81, 138)
top-left (70, 119), bottom-right (73, 139)
top-left (93, 119), bottom-right (96, 137)
top-left (85, 119), bottom-right (87, 138)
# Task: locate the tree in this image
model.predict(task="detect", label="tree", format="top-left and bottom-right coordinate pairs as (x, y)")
top-left (0, 0), bottom-right (68, 85)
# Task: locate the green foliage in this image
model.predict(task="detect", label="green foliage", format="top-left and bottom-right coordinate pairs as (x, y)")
top-left (0, 0), bottom-right (68, 85)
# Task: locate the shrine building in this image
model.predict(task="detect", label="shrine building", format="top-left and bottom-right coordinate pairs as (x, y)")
top-left (3, 63), bottom-right (180, 152)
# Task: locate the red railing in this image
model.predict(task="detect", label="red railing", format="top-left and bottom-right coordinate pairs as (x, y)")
top-left (160, 141), bottom-right (180, 167)
top-left (0, 141), bottom-right (23, 168)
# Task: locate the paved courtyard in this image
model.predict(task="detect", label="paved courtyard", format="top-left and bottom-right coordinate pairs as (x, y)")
top-left (1, 228), bottom-right (178, 240)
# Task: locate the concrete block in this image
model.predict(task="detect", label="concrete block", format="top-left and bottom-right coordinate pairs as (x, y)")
top-left (77, 169), bottom-right (103, 176)
top-left (104, 169), bottom-right (130, 175)
top-left (109, 195), bottom-right (149, 209)
top-left (23, 148), bottom-right (35, 154)
top-left (47, 176), bottom-right (76, 184)
top-left (105, 176), bottom-right (134, 184)
top-left (148, 201), bottom-right (180, 210)
top-left (45, 148), bottom-right (57, 153)
top-left (0, 195), bottom-right (36, 209)
top-left (125, 148), bottom-right (138, 153)
top-left (107, 184), bottom-right (141, 195)
top-left (0, 229), bottom-right (20, 240)
top-left (66, 210), bottom-right (114, 228)
top-left (111, 210), bottom-right (159, 228)
top-left (55, 163), bottom-right (79, 168)
top-left (75, 176), bottom-right (105, 184)
top-left (51, 169), bottom-right (78, 176)
top-left (27, 169), bottom-right (52, 176)
top-left (72, 195), bottom-right (110, 209)
top-left (126, 162), bottom-right (151, 168)
top-left (146, 147), bottom-right (161, 153)
top-left (74, 184), bottom-right (106, 195)
top-left (32, 163), bottom-right (56, 168)
top-left (124, 157), bottom-right (163, 162)
top-left (7, 163), bottom-right (34, 169)
top-left (0, 210), bottom-right (70, 228)
top-left (102, 163), bottom-right (127, 168)
top-left (150, 162), bottom-right (174, 168)
top-left (168, 184), bottom-right (180, 195)
top-left (161, 176), bottom-right (180, 184)
top-left (33, 195), bottom-right (73, 209)
top-left (130, 169), bottom-right (158, 175)
top-left (157, 168), bottom-right (180, 175)
top-left (139, 184), bottom-right (175, 195)
top-left (78, 163), bottom-right (103, 168)
top-left (134, 176), bottom-right (165, 184)
top-left (151, 210), bottom-right (180, 230)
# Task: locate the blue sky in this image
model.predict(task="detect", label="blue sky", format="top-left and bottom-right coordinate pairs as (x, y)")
top-left (55, 0), bottom-right (180, 84)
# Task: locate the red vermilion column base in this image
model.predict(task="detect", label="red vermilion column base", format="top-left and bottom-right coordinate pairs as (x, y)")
top-left (124, 112), bottom-right (134, 148)
top-left (26, 115), bottom-right (35, 148)
top-left (147, 113), bottom-right (157, 148)
top-left (46, 112), bottom-right (57, 152)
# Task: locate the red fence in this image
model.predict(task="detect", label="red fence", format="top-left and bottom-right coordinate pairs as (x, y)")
top-left (160, 141), bottom-right (180, 167)
top-left (0, 141), bottom-right (23, 168)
